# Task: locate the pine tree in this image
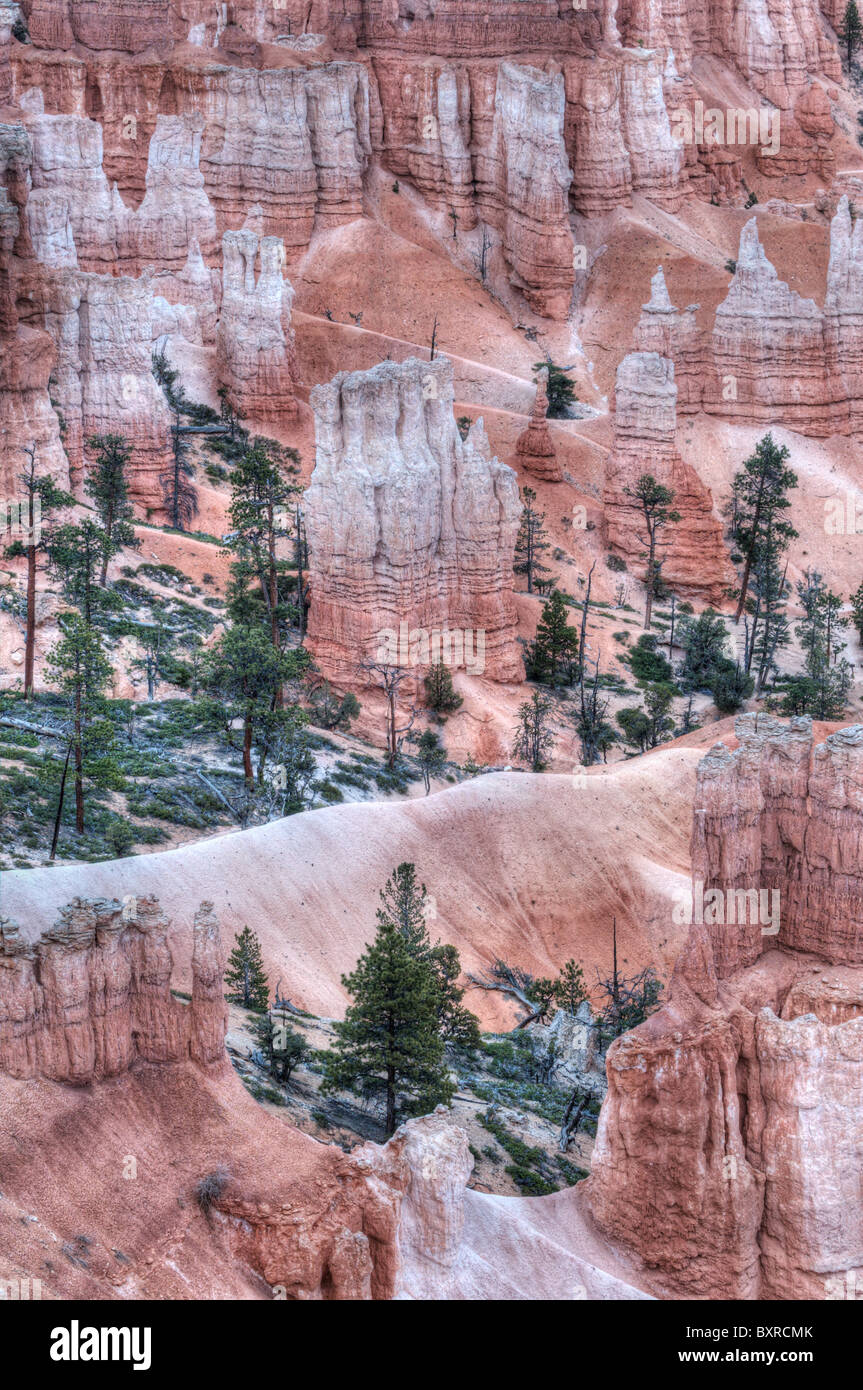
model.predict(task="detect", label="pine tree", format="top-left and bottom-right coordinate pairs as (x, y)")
top-left (226, 438), bottom-right (301, 676)
top-left (532, 361), bottom-right (577, 418)
top-left (161, 408), bottom-right (198, 530)
top-left (202, 624), bottom-right (305, 782)
top-left (783, 570), bottom-right (853, 719)
top-left (224, 926), bottom-right (270, 1011)
top-left (512, 689), bottom-right (554, 769)
top-left (553, 959), bottom-right (587, 1015)
top-left (47, 518), bottom-right (118, 627)
top-left (678, 608), bottom-right (731, 691)
top-left (321, 916), bottom-right (454, 1136)
top-left (252, 1010), bottom-right (308, 1083)
top-left (5, 442), bottom-right (74, 697)
top-left (622, 473), bottom-right (680, 629)
top-left (85, 433), bottom-right (138, 584)
top-left (728, 434), bottom-right (798, 622)
top-left (527, 589), bottom-right (579, 686)
top-left (514, 486), bottom-right (552, 595)
top-left (844, 0), bottom-right (862, 65)
top-left (45, 613), bottom-right (116, 836)
top-left (410, 728), bottom-right (446, 794)
top-left (423, 660), bottom-right (463, 712)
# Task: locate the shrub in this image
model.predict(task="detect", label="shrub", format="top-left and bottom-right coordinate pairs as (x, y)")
top-left (195, 1166), bottom-right (230, 1214)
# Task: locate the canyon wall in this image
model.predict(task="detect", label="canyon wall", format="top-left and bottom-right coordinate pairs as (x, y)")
top-left (628, 203), bottom-right (863, 441)
top-left (587, 716), bottom-right (863, 1299)
top-left (0, 120), bottom-right (68, 494)
top-left (603, 349), bottom-right (733, 605)
top-left (304, 355), bottom-right (523, 686)
top-left (0, 894), bottom-right (227, 1082)
top-left (217, 217), bottom-right (299, 424)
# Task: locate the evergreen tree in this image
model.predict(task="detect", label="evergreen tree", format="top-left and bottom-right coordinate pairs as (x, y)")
top-left (423, 660), bottom-right (463, 712)
top-left (45, 613), bottom-right (117, 836)
top-left (5, 442), bottom-right (74, 697)
top-left (616, 705), bottom-right (651, 754)
top-left (851, 577), bottom-right (863, 646)
top-left (843, 0), bottom-right (862, 65)
top-left (643, 680), bottom-right (676, 746)
top-left (712, 662), bottom-right (754, 714)
top-left (85, 433), bottom-right (138, 583)
top-left (527, 589), bottom-right (579, 686)
top-left (202, 624), bottom-right (305, 782)
top-left (622, 473), bottom-right (680, 629)
top-left (553, 959), bottom-right (588, 1015)
top-left (575, 658), bottom-right (616, 764)
top-left (514, 486), bottom-right (552, 595)
top-left (161, 408), bottom-right (198, 530)
top-left (512, 689), bottom-right (554, 769)
top-left (410, 728), bottom-right (446, 794)
top-left (252, 1010), bottom-right (308, 1083)
top-left (321, 916), bottom-right (454, 1136)
top-left (746, 541), bottom-right (791, 695)
top-left (130, 608), bottom-right (173, 700)
top-left (728, 434), bottom-right (798, 622)
top-left (224, 926), bottom-right (270, 1010)
top-left (46, 518), bottom-right (119, 627)
top-left (225, 438), bottom-right (301, 676)
top-left (375, 864), bottom-right (480, 1049)
top-left (532, 361), bottom-right (577, 418)
top-left (782, 570), bottom-right (853, 719)
top-left (678, 608), bottom-right (731, 691)
top-left (306, 676), bottom-right (361, 731)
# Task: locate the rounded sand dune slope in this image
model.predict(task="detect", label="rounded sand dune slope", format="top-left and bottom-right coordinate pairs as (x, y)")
top-left (1, 742), bottom-right (709, 1025)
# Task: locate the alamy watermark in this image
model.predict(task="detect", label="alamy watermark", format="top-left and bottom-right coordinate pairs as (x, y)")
top-left (376, 622), bottom-right (486, 675)
top-left (2, 496), bottom-right (41, 545)
top-left (672, 880), bottom-right (780, 935)
top-left (669, 102), bottom-right (780, 158)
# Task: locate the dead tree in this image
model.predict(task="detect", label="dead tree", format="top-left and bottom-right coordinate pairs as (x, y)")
top-left (465, 960), bottom-right (547, 1029)
top-left (358, 658), bottom-right (417, 768)
top-left (559, 1087), bottom-right (590, 1152)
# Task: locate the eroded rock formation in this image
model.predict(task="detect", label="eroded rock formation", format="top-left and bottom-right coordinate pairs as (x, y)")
top-left (305, 355), bottom-right (523, 686)
top-left (0, 894), bottom-right (227, 1082)
top-left (604, 350), bottom-right (733, 605)
top-left (513, 367), bottom-right (561, 482)
top-left (217, 216), bottom-right (299, 424)
top-left (587, 716), bottom-right (863, 1300)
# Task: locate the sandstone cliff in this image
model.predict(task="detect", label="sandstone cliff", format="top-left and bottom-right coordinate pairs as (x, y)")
top-left (305, 355), bottom-right (523, 686)
top-left (587, 716), bottom-right (863, 1299)
top-left (217, 217), bottom-right (299, 425)
top-left (604, 350), bottom-right (733, 606)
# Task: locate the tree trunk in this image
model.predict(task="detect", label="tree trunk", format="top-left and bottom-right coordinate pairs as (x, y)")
top-left (644, 522), bottom-right (656, 629)
top-left (25, 537), bottom-right (36, 698)
top-left (100, 498), bottom-right (114, 585)
top-left (74, 734), bottom-right (84, 833)
top-left (242, 712), bottom-right (254, 783)
top-left (49, 739), bottom-right (73, 860)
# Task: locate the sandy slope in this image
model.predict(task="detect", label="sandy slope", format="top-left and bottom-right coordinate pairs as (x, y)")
top-left (0, 734), bottom-right (723, 1027)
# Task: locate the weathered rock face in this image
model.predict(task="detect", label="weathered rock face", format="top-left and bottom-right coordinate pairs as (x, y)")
top-left (513, 367), bottom-right (561, 482)
top-left (476, 62), bottom-right (574, 318)
top-left (217, 217), bottom-right (299, 424)
top-left (637, 210), bottom-right (863, 439)
top-left (44, 266), bottom-right (174, 508)
top-left (604, 350), bottom-right (733, 606)
top-left (631, 267), bottom-right (704, 414)
top-left (0, 121), bottom-right (68, 495)
top-left (587, 716), bottom-right (863, 1300)
top-left (0, 895), bottom-right (227, 1083)
top-left (824, 194), bottom-right (863, 435)
top-left (707, 217), bottom-right (842, 433)
top-left (305, 355), bottom-right (523, 686)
